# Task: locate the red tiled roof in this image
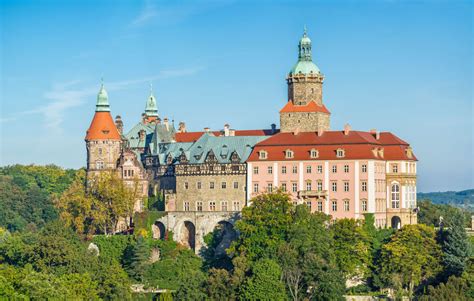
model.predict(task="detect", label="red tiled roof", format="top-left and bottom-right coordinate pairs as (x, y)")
top-left (280, 101), bottom-right (331, 114)
top-left (175, 129), bottom-right (278, 142)
top-left (85, 112), bottom-right (121, 141)
top-left (248, 130), bottom-right (416, 161)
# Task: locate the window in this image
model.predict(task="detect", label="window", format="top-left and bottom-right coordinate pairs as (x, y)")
top-left (292, 183), bottom-right (298, 193)
top-left (317, 201), bottom-right (323, 212)
top-left (210, 182), bottom-right (215, 189)
top-left (233, 201), bottom-right (240, 211)
top-left (344, 165), bottom-right (349, 173)
top-left (98, 148), bottom-right (102, 155)
top-left (221, 182), bottom-right (227, 189)
top-left (197, 202), bottom-right (203, 211)
top-left (292, 165), bottom-right (298, 174)
top-left (336, 149), bottom-right (345, 158)
top-left (362, 164), bottom-right (367, 173)
top-left (96, 161), bottom-right (104, 169)
top-left (317, 181), bottom-right (323, 191)
top-left (344, 200), bottom-right (350, 211)
top-left (306, 181), bottom-right (312, 191)
top-left (221, 201), bottom-right (228, 211)
top-left (362, 181), bottom-right (367, 192)
top-left (210, 201), bottom-right (216, 211)
top-left (253, 166), bottom-right (259, 175)
top-left (268, 166), bottom-right (273, 174)
top-left (259, 150), bottom-right (267, 160)
top-left (392, 164), bottom-right (398, 173)
top-left (310, 149), bottom-right (318, 158)
top-left (253, 183), bottom-right (259, 193)
top-left (281, 166), bottom-right (287, 174)
top-left (332, 200), bottom-right (337, 211)
top-left (233, 182), bottom-right (239, 189)
top-left (267, 183), bottom-right (273, 192)
top-left (344, 182), bottom-right (349, 192)
top-left (306, 165), bottom-right (312, 173)
top-left (184, 202), bottom-right (190, 211)
top-left (285, 150), bottom-right (294, 158)
top-left (281, 183), bottom-right (287, 192)
top-left (332, 182), bottom-right (337, 192)
top-left (184, 182), bottom-right (189, 189)
top-left (306, 201), bottom-right (311, 209)
top-left (332, 165), bottom-right (337, 173)
top-left (197, 182), bottom-right (202, 189)
top-left (391, 184), bottom-right (400, 208)
top-left (317, 165), bottom-right (323, 173)
top-left (362, 199), bottom-right (367, 212)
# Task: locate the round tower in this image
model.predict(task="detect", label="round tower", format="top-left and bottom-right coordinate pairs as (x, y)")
top-left (280, 28), bottom-right (331, 133)
top-left (85, 83), bottom-right (122, 179)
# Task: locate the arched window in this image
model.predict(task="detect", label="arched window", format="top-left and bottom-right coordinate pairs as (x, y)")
top-left (391, 184), bottom-right (400, 209)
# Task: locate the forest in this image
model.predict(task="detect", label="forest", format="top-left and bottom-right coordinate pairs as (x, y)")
top-left (0, 164), bottom-right (472, 300)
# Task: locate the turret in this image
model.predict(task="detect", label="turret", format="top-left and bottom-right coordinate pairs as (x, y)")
top-left (143, 84), bottom-right (159, 124)
top-left (85, 83), bottom-right (122, 178)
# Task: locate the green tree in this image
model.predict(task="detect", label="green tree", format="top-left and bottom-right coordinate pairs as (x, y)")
top-left (438, 209), bottom-right (471, 278)
top-left (418, 276), bottom-right (471, 301)
top-left (241, 258), bottom-right (287, 301)
top-left (230, 191), bottom-right (293, 260)
top-left (379, 224), bottom-right (442, 299)
top-left (127, 236), bottom-right (150, 282)
top-left (331, 218), bottom-right (371, 280)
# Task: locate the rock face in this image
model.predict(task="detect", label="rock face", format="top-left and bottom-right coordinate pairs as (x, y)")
top-left (149, 248), bottom-right (160, 263)
top-left (87, 243), bottom-right (100, 256)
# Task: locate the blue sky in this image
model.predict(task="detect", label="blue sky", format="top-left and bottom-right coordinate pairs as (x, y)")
top-left (0, 0), bottom-right (472, 192)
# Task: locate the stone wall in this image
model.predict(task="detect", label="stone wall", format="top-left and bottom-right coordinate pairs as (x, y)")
top-left (174, 174), bottom-right (247, 212)
top-left (287, 74), bottom-right (323, 105)
top-left (86, 140), bottom-right (121, 177)
top-left (280, 111), bottom-right (330, 133)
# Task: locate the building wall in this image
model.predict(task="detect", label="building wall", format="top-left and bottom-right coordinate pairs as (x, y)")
top-left (280, 111), bottom-right (330, 133)
top-left (287, 75), bottom-right (323, 105)
top-left (86, 140), bottom-right (121, 178)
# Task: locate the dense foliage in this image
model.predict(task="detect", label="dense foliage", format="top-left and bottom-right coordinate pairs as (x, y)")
top-left (418, 199), bottom-right (472, 228)
top-left (0, 165), bottom-right (472, 299)
top-left (418, 189), bottom-right (474, 210)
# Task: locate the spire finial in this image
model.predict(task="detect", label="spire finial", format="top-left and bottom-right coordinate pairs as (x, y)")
top-left (304, 25), bottom-right (307, 36)
top-left (100, 77), bottom-right (104, 88)
top-left (150, 82), bottom-right (153, 94)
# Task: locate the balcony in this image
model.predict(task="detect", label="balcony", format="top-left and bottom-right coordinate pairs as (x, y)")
top-left (298, 190), bottom-right (327, 198)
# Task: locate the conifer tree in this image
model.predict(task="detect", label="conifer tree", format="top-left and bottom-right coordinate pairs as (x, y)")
top-left (439, 210), bottom-right (471, 278)
top-left (127, 236), bottom-right (150, 282)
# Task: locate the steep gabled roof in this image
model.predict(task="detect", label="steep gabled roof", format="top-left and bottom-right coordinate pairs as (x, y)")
top-left (280, 101), bottom-right (330, 114)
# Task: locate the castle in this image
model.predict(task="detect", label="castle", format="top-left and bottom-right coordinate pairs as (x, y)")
top-left (85, 30), bottom-right (418, 252)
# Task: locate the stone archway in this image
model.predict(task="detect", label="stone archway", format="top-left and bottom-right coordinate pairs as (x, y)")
top-left (214, 221), bottom-right (237, 256)
top-left (181, 221), bottom-right (196, 250)
top-left (152, 221), bottom-right (166, 240)
top-left (391, 216), bottom-right (402, 229)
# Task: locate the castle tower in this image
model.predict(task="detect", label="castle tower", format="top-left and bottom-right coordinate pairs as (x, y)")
top-left (280, 28), bottom-right (331, 133)
top-left (143, 84), bottom-right (159, 124)
top-left (85, 83), bottom-right (122, 179)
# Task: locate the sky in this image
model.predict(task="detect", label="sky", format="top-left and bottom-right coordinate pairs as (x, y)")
top-left (0, 0), bottom-right (472, 192)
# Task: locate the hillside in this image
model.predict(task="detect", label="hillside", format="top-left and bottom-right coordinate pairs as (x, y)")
top-left (417, 189), bottom-right (474, 211)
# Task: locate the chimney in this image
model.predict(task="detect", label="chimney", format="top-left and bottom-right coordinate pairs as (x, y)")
top-left (115, 115), bottom-right (123, 135)
top-left (344, 123), bottom-right (351, 135)
top-left (163, 118), bottom-right (169, 131)
top-left (178, 122), bottom-right (186, 133)
top-left (204, 127), bottom-right (210, 133)
top-left (271, 123), bottom-right (276, 134)
top-left (224, 124), bottom-right (230, 137)
top-left (317, 129), bottom-right (325, 136)
top-left (370, 128), bottom-right (380, 140)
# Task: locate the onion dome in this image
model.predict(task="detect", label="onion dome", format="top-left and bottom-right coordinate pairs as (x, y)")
top-left (95, 83), bottom-right (110, 112)
top-left (145, 84), bottom-right (159, 117)
top-left (289, 28), bottom-right (321, 76)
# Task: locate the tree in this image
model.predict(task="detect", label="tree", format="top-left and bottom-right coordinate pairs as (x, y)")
top-left (379, 224), bottom-right (442, 299)
top-left (240, 259), bottom-right (287, 301)
top-left (230, 191), bottom-right (293, 260)
top-left (418, 276), bottom-right (471, 301)
top-left (438, 209), bottom-right (471, 278)
top-left (127, 236), bottom-right (150, 282)
top-left (331, 218), bottom-right (371, 280)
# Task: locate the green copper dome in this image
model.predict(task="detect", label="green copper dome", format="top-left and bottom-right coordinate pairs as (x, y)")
top-left (289, 28), bottom-right (321, 76)
top-left (96, 84), bottom-right (110, 112)
top-left (145, 88), bottom-right (159, 117)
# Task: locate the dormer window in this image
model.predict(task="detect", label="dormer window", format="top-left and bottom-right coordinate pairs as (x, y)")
top-left (285, 149), bottom-right (294, 159)
top-left (405, 147), bottom-right (413, 159)
top-left (259, 150), bottom-right (268, 160)
top-left (310, 149), bottom-right (319, 159)
top-left (336, 148), bottom-right (345, 158)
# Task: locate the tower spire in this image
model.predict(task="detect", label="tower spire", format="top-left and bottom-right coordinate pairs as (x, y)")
top-left (95, 80), bottom-right (110, 112)
top-left (145, 83), bottom-right (159, 118)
